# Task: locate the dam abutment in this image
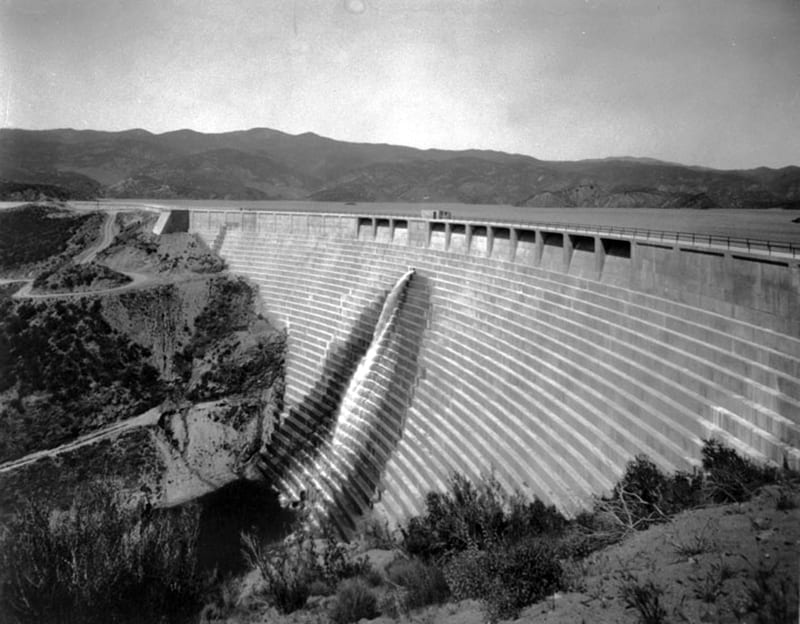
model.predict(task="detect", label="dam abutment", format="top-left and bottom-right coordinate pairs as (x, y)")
top-left (187, 208), bottom-right (800, 530)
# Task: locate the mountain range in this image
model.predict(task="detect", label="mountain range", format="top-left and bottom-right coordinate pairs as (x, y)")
top-left (2, 127), bottom-right (799, 208)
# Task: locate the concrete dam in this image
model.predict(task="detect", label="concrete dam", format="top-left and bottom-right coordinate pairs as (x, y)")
top-left (188, 208), bottom-right (800, 533)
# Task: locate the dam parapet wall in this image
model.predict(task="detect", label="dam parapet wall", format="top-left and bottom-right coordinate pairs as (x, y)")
top-left (188, 208), bottom-right (800, 529)
top-left (191, 209), bottom-right (800, 336)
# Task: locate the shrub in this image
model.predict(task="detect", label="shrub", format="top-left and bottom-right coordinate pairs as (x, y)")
top-left (505, 495), bottom-right (567, 541)
top-left (620, 574), bottom-right (667, 624)
top-left (483, 537), bottom-right (563, 621)
top-left (443, 546), bottom-right (493, 602)
top-left (590, 455), bottom-right (705, 539)
top-left (670, 519), bottom-right (719, 558)
top-left (330, 578), bottom-right (378, 624)
top-left (0, 481), bottom-right (207, 624)
top-left (402, 474), bottom-right (505, 560)
top-left (702, 439), bottom-right (777, 503)
top-left (242, 532), bottom-right (317, 614)
top-left (744, 560), bottom-right (799, 624)
top-left (444, 538), bottom-right (562, 622)
top-left (385, 557), bottom-right (449, 612)
top-left (317, 525), bottom-right (373, 587)
top-left (241, 522), bottom-right (375, 615)
top-left (402, 473), bottom-right (567, 561)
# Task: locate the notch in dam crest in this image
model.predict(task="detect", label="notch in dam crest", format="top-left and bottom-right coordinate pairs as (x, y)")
top-left (259, 269), bottom-right (429, 534)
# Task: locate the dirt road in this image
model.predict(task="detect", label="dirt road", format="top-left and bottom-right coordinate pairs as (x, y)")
top-left (74, 209), bottom-right (118, 264)
top-left (0, 407), bottom-right (162, 475)
top-left (11, 270), bottom-right (154, 300)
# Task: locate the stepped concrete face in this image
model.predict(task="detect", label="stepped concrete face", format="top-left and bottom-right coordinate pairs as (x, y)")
top-left (187, 209), bottom-right (800, 530)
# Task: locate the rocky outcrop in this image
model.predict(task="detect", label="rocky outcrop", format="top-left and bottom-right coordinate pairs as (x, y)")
top-left (154, 389), bottom-right (281, 505)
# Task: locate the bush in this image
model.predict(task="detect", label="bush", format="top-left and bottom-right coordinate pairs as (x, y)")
top-left (484, 538), bottom-right (563, 621)
top-left (330, 578), bottom-right (378, 624)
top-left (402, 473), bottom-right (566, 561)
top-left (402, 474), bottom-right (505, 560)
top-left (317, 525), bottom-right (373, 587)
top-left (242, 522), bottom-right (374, 615)
top-left (384, 557), bottom-right (449, 612)
top-left (620, 575), bottom-right (667, 624)
top-left (443, 538), bottom-right (562, 621)
top-left (444, 545), bottom-right (493, 601)
top-left (505, 495), bottom-right (567, 541)
top-left (702, 439), bottom-right (777, 503)
top-left (242, 532), bottom-right (317, 614)
top-left (0, 481), bottom-right (207, 624)
top-left (589, 455), bottom-right (705, 539)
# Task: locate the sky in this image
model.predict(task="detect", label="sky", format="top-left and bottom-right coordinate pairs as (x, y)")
top-left (1, 0), bottom-right (799, 169)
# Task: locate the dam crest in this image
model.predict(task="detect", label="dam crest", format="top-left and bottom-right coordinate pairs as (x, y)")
top-left (187, 208), bottom-right (800, 533)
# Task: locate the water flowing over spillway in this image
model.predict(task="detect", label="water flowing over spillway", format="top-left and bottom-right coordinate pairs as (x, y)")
top-left (262, 269), bottom-right (420, 532)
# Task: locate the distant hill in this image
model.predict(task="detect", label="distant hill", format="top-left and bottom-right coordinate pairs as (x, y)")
top-left (2, 127), bottom-right (799, 208)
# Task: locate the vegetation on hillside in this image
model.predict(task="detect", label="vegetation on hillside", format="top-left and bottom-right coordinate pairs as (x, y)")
top-left (0, 181), bottom-right (78, 202)
top-left (203, 440), bottom-right (797, 624)
top-left (0, 205), bottom-right (104, 274)
top-left (0, 428), bottom-right (164, 521)
top-left (0, 175), bottom-right (101, 202)
top-left (0, 440), bottom-right (795, 624)
top-left (4, 127), bottom-right (800, 207)
top-left (173, 277), bottom-right (285, 402)
top-left (0, 295), bottom-right (166, 462)
top-left (0, 480), bottom-right (209, 624)
top-left (31, 260), bottom-right (131, 293)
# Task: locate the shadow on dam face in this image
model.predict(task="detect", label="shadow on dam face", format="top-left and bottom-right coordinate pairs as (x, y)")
top-left (259, 271), bottom-right (429, 535)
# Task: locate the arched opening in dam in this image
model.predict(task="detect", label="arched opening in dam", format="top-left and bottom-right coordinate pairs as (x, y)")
top-left (183, 206), bottom-right (800, 535)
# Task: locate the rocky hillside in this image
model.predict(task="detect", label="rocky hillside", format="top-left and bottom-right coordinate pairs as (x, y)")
top-left (0, 207), bottom-right (285, 513)
top-left (2, 127), bottom-right (799, 208)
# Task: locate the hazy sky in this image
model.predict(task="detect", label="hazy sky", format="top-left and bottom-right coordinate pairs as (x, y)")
top-left (1, 0), bottom-right (799, 168)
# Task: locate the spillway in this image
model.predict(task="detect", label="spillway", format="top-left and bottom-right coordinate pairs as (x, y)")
top-left (188, 208), bottom-right (800, 532)
top-left (261, 268), bottom-right (422, 531)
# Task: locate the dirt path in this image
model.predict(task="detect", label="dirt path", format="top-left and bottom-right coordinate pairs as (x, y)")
top-left (74, 209), bottom-right (118, 264)
top-left (11, 270), bottom-right (155, 299)
top-left (0, 407), bottom-right (162, 475)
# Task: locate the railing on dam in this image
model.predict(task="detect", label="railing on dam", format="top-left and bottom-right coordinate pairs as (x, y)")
top-left (189, 207), bottom-right (800, 336)
top-left (194, 208), bottom-right (799, 260)
top-left (498, 221), bottom-right (800, 259)
top-left (408, 214), bottom-right (800, 259)
top-left (78, 201), bottom-right (800, 259)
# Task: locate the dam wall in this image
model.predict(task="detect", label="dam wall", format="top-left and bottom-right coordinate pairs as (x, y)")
top-left (189, 209), bottom-right (800, 529)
